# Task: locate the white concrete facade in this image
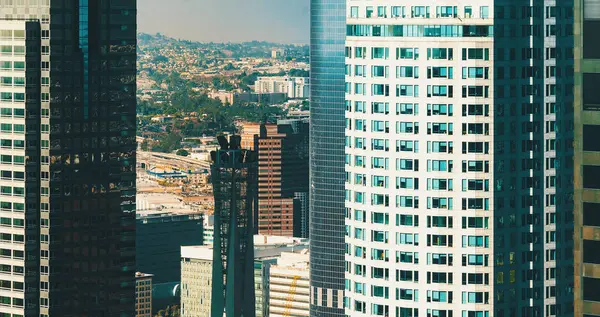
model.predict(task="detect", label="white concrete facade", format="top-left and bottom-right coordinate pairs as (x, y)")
top-left (344, 1), bottom-right (573, 317)
top-left (0, 20), bottom-right (28, 317)
top-left (344, 2), bottom-right (495, 317)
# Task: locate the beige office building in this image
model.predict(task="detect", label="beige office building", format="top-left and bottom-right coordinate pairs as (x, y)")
top-left (269, 251), bottom-right (310, 317)
top-left (180, 235), bottom-right (309, 317)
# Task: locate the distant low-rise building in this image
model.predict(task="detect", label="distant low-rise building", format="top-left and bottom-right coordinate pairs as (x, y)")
top-left (180, 235), bottom-right (309, 317)
top-left (135, 272), bottom-right (154, 317)
top-left (209, 90), bottom-right (235, 105)
top-left (271, 48), bottom-right (284, 59)
top-left (150, 115), bottom-right (175, 123)
top-left (255, 76), bottom-right (310, 99)
top-left (136, 193), bottom-right (185, 211)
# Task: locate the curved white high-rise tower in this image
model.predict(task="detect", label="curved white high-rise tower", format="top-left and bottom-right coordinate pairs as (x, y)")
top-left (344, 1), bottom-right (574, 317)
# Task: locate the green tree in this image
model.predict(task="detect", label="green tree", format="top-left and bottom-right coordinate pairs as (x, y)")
top-left (153, 55), bottom-right (169, 63)
top-left (140, 140), bottom-right (150, 151)
top-left (289, 68), bottom-right (309, 77)
top-left (176, 149), bottom-right (189, 156)
top-left (153, 132), bottom-right (182, 153)
top-left (300, 100), bottom-right (310, 111)
top-left (223, 62), bottom-right (235, 70)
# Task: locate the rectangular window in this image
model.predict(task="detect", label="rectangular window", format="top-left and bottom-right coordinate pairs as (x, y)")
top-left (13, 46), bottom-right (24, 55)
top-left (428, 48), bottom-right (453, 60)
top-left (462, 86), bottom-right (488, 98)
top-left (372, 157), bottom-right (388, 170)
top-left (584, 125), bottom-right (600, 152)
top-left (397, 85), bottom-right (418, 97)
top-left (428, 66), bottom-right (452, 79)
top-left (391, 6), bottom-right (406, 18)
top-left (462, 48), bottom-right (489, 60)
top-left (583, 277), bottom-right (600, 302)
top-left (437, 6), bottom-right (457, 18)
top-left (462, 67), bottom-right (488, 79)
top-left (412, 6), bottom-right (430, 18)
top-left (372, 102), bottom-right (389, 114)
top-left (397, 48), bottom-right (419, 60)
top-left (584, 165), bottom-right (600, 189)
top-left (0, 46), bottom-right (11, 55)
top-left (372, 65), bottom-right (388, 78)
top-left (397, 66), bottom-right (418, 78)
top-left (427, 104), bottom-right (453, 116)
top-left (584, 203), bottom-right (600, 227)
top-left (372, 47), bottom-right (389, 59)
top-left (397, 159), bottom-right (416, 171)
top-left (480, 6), bottom-right (489, 18)
top-left (428, 85), bottom-right (453, 97)
top-left (397, 122), bottom-right (417, 134)
top-left (372, 84), bottom-right (389, 96)
top-left (397, 103), bottom-right (417, 115)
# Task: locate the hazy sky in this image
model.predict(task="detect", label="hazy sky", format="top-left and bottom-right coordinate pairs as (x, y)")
top-left (138, 0), bottom-right (310, 44)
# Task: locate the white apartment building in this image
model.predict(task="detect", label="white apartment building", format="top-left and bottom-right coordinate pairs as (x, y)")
top-left (0, 20), bottom-right (30, 317)
top-left (254, 76), bottom-right (310, 99)
top-left (344, 1), bottom-right (573, 317)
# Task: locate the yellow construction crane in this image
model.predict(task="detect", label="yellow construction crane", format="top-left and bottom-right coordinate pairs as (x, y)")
top-left (283, 275), bottom-right (301, 317)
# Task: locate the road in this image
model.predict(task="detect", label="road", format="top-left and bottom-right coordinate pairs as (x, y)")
top-left (138, 150), bottom-right (211, 170)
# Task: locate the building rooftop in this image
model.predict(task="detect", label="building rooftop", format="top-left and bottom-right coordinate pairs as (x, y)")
top-left (181, 235), bottom-right (309, 261)
top-left (136, 192), bottom-right (188, 211)
top-left (135, 272), bottom-right (154, 279)
top-left (136, 209), bottom-right (203, 222)
top-left (273, 250), bottom-right (310, 270)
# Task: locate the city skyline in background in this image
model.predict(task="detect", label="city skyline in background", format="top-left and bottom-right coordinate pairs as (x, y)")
top-left (138, 0), bottom-right (310, 44)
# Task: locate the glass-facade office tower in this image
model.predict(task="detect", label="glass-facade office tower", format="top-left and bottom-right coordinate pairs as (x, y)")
top-left (574, 0), bottom-right (600, 315)
top-left (345, 1), bottom-right (574, 317)
top-left (0, 1), bottom-right (137, 316)
top-left (310, 0), bottom-right (347, 316)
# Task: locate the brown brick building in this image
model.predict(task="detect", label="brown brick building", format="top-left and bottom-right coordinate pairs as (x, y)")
top-left (241, 120), bottom-right (309, 237)
top-left (135, 272), bottom-right (153, 317)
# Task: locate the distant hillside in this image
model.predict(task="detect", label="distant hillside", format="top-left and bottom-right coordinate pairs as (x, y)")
top-left (137, 33), bottom-right (309, 59)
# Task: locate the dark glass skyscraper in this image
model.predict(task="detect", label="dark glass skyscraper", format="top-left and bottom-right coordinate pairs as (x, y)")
top-left (210, 136), bottom-right (258, 317)
top-left (0, 1), bottom-right (137, 316)
top-left (309, 0), bottom-right (346, 316)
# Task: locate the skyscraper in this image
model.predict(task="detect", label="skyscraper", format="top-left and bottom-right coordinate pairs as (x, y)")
top-left (241, 119), bottom-right (309, 238)
top-left (0, 1), bottom-right (137, 316)
top-left (309, 0), bottom-right (347, 316)
top-left (574, 0), bottom-right (600, 315)
top-left (344, 1), bottom-right (574, 317)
